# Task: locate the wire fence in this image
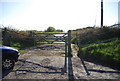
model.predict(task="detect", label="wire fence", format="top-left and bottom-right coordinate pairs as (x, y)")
top-left (71, 26), bottom-right (120, 48)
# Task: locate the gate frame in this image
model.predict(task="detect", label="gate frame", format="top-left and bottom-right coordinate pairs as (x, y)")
top-left (2, 28), bottom-right (72, 56)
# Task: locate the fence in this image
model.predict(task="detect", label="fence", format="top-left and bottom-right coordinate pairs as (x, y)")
top-left (2, 28), bottom-right (72, 56)
top-left (71, 27), bottom-right (120, 67)
top-left (71, 27), bottom-right (120, 48)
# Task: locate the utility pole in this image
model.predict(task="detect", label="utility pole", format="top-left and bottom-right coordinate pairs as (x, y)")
top-left (101, 0), bottom-right (103, 27)
top-left (118, 1), bottom-right (120, 24)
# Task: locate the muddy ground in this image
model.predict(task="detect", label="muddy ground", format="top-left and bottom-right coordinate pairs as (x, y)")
top-left (2, 43), bottom-right (120, 80)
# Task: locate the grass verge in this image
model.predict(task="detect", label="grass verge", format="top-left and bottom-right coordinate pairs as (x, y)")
top-left (80, 40), bottom-right (120, 70)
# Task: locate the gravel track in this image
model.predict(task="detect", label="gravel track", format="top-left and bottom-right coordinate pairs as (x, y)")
top-left (2, 43), bottom-right (120, 79)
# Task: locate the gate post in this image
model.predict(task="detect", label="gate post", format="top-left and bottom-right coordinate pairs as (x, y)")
top-left (65, 39), bottom-right (68, 56)
top-left (68, 30), bottom-right (72, 57)
top-left (28, 31), bottom-right (34, 45)
top-left (3, 28), bottom-right (10, 46)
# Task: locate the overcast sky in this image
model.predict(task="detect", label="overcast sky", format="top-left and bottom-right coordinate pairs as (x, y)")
top-left (0, 0), bottom-right (119, 32)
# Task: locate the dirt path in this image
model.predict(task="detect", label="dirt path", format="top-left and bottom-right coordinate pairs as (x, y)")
top-left (2, 43), bottom-right (120, 79)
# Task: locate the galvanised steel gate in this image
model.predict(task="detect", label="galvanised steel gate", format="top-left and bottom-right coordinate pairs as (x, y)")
top-left (2, 28), bottom-right (72, 56)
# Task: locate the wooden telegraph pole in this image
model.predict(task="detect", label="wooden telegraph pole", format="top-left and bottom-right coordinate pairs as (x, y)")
top-left (101, 0), bottom-right (103, 27)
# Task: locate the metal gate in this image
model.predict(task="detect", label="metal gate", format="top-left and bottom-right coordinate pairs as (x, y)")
top-left (2, 28), bottom-right (72, 56)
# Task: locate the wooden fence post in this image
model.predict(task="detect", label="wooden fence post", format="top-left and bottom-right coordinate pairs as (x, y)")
top-left (68, 30), bottom-right (72, 56)
top-left (3, 28), bottom-right (10, 46)
top-left (28, 31), bottom-right (35, 46)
